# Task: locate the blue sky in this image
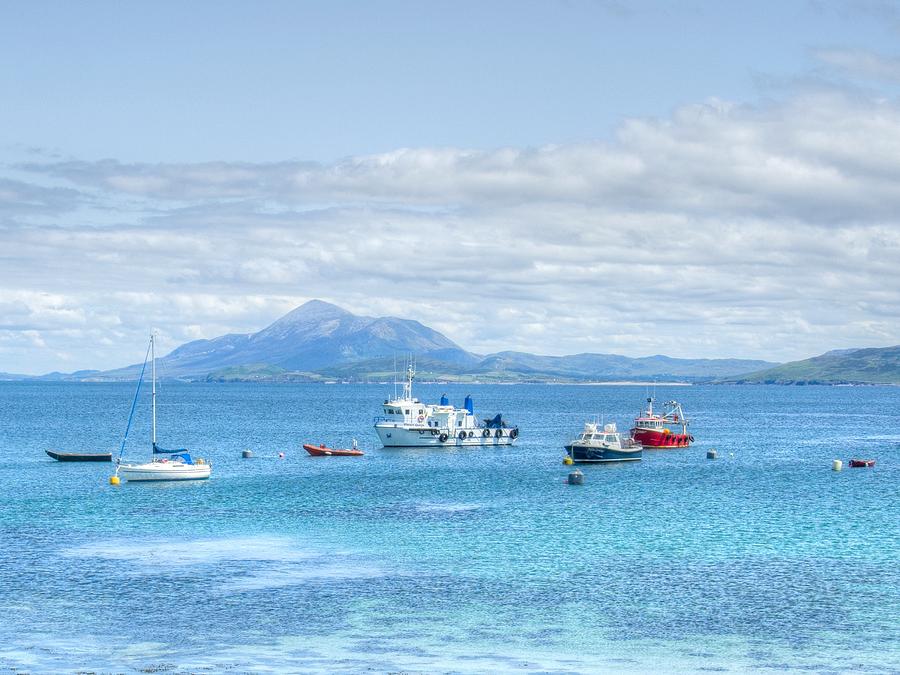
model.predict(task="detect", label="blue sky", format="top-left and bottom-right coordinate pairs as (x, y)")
top-left (3, 0), bottom-right (900, 372)
top-left (5, 0), bottom-right (896, 162)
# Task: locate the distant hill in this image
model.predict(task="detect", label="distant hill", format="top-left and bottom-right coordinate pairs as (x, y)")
top-left (13, 300), bottom-right (779, 383)
top-left (0, 372), bottom-right (32, 381)
top-left (725, 346), bottom-right (900, 384)
top-left (473, 351), bottom-right (775, 381)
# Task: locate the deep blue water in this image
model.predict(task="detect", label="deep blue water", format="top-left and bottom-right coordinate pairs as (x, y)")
top-left (0, 382), bottom-right (898, 673)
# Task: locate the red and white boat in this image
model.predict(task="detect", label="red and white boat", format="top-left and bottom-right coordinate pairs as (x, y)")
top-left (303, 443), bottom-right (364, 457)
top-left (630, 398), bottom-right (693, 448)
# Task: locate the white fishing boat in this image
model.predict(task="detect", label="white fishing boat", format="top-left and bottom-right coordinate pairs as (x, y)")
top-left (374, 363), bottom-right (518, 448)
top-left (115, 334), bottom-right (211, 482)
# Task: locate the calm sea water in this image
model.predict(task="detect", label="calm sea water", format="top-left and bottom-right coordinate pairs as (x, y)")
top-left (0, 382), bottom-right (898, 673)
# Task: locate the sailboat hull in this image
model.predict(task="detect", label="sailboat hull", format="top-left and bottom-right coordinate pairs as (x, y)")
top-left (119, 461), bottom-right (211, 482)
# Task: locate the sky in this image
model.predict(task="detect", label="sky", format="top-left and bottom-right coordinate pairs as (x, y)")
top-left (3, 0), bottom-right (900, 373)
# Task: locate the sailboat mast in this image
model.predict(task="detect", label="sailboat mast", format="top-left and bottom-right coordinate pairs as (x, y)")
top-left (151, 333), bottom-right (157, 447)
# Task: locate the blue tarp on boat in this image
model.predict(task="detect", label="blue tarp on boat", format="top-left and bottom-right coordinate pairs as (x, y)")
top-left (152, 443), bottom-right (191, 463)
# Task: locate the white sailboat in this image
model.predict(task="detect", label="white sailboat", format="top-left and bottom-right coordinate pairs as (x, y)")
top-left (115, 334), bottom-right (211, 482)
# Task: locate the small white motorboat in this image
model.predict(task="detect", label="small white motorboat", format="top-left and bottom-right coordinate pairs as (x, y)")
top-left (565, 422), bottom-right (643, 463)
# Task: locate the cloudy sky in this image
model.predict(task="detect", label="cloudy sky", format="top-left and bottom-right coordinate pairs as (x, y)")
top-left (3, 0), bottom-right (900, 373)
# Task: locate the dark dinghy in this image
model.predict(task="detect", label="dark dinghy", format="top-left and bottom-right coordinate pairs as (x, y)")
top-left (46, 450), bottom-right (112, 462)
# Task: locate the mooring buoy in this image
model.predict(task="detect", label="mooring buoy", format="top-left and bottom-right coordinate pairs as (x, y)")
top-left (567, 469), bottom-right (584, 485)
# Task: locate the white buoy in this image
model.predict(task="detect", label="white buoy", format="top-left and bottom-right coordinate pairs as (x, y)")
top-left (832, 459), bottom-right (843, 471)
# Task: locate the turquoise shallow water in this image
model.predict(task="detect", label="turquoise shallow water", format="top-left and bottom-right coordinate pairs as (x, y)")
top-left (0, 382), bottom-right (898, 673)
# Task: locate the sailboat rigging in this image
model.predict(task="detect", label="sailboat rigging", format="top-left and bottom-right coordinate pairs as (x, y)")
top-left (114, 333), bottom-right (211, 482)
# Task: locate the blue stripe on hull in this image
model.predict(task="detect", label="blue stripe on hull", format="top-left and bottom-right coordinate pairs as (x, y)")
top-left (565, 445), bottom-right (642, 463)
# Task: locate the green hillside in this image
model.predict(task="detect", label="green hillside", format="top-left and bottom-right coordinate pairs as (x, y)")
top-left (728, 346), bottom-right (900, 384)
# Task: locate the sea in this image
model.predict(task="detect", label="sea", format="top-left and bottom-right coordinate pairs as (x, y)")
top-left (0, 381), bottom-right (898, 674)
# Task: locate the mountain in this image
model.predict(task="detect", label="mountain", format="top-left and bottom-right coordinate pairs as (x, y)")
top-left (0, 369), bottom-right (101, 381)
top-left (82, 299), bottom-right (776, 382)
top-left (726, 346), bottom-right (900, 384)
top-left (100, 300), bottom-right (479, 379)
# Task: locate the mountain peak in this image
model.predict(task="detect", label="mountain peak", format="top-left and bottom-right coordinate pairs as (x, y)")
top-left (262, 300), bottom-right (355, 329)
top-left (252, 299), bottom-right (358, 343)
top-left (292, 299), bottom-right (354, 319)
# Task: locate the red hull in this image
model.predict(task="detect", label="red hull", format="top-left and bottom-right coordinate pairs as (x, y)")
top-left (303, 443), bottom-right (364, 457)
top-left (848, 458), bottom-right (875, 468)
top-left (631, 429), bottom-right (692, 448)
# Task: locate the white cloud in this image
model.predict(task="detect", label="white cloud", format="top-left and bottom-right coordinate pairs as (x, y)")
top-left (3, 89), bottom-right (900, 372)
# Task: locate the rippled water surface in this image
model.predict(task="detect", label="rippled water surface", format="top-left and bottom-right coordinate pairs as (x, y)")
top-left (1, 382), bottom-right (898, 673)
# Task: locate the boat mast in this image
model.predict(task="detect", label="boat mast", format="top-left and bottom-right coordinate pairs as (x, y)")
top-left (402, 358), bottom-right (414, 400)
top-left (151, 333), bottom-right (157, 449)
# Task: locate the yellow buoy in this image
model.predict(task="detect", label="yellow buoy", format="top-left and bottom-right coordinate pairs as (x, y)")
top-left (563, 455), bottom-right (574, 465)
top-left (109, 475), bottom-right (120, 485)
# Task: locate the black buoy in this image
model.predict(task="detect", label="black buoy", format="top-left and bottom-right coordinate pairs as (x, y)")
top-left (242, 450), bottom-right (253, 459)
top-left (707, 449), bottom-right (717, 460)
top-left (567, 469), bottom-right (584, 485)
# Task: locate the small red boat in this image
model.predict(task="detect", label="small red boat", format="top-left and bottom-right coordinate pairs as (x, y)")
top-left (303, 443), bottom-right (364, 457)
top-left (848, 458), bottom-right (875, 468)
top-left (630, 397), bottom-right (693, 448)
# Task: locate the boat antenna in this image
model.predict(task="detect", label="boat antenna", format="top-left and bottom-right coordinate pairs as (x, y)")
top-left (403, 354), bottom-right (415, 400)
top-left (114, 336), bottom-right (152, 473)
